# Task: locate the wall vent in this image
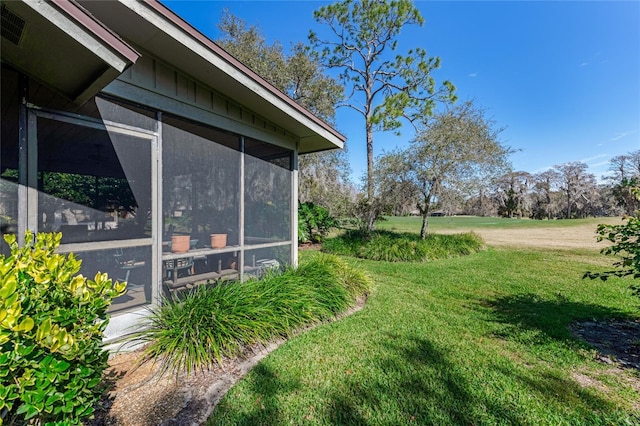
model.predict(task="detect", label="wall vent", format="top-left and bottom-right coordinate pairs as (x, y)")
top-left (1, 6), bottom-right (26, 46)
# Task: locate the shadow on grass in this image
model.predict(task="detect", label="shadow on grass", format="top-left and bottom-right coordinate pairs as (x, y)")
top-left (483, 293), bottom-right (634, 346)
top-left (493, 363), bottom-right (623, 413)
top-left (326, 334), bottom-right (527, 425)
top-left (214, 362), bottom-right (301, 426)
top-left (213, 329), bottom-right (629, 425)
top-left (325, 332), bottom-right (627, 425)
top-left (387, 336), bottom-right (518, 425)
top-left (212, 293), bottom-right (634, 425)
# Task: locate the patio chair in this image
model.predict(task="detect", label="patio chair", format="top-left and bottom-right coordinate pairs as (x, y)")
top-left (163, 257), bottom-right (195, 282)
top-left (113, 249), bottom-right (146, 287)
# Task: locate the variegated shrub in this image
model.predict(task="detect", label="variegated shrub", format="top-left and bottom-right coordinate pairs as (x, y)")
top-left (0, 232), bottom-right (125, 425)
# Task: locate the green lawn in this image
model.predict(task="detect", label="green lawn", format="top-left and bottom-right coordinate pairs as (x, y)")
top-left (209, 219), bottom-right (640, 425)
top-left (377, 215), bottom-right (621, 232)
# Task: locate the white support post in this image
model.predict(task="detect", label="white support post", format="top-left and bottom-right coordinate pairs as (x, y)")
top-left (291, 144), bottom-right (299, 267)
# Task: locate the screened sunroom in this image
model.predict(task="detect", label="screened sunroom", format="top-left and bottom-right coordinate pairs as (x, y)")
top-left (0, 0), bottom-right (344, 341)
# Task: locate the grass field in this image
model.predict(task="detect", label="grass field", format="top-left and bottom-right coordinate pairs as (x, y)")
top-left (208, 217), bottom-right (640, 425)
top-left (378, 216), bottom-right (624, 250)
top-left (377, 215), bottom-right (621, 232)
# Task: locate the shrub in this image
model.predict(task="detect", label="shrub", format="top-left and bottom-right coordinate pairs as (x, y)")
top-left (131, 254), bottom-right (371, 377)
top-left (298, 202), bottom-right (338, 244)
top-left (323, 229), bottom-right (484, 262)
top-left (585, 185), bottom-right (640, 298)
top-left (0, 232), bottom-right (125, 426)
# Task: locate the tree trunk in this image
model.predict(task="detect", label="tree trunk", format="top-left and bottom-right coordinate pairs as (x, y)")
top-left (366, 122), bottom-right (374, 200)
top-left (366, 120), bottom-right (375, 232)
top-left (366, 208), bottom-right (376, 233)
top-left (420, 213), bottom-right (429, 239)
top-left (419, 192), bottom-right (432, 240)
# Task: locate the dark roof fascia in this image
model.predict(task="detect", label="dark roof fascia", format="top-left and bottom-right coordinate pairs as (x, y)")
top-left (51, 0), bottom-right (140, 69)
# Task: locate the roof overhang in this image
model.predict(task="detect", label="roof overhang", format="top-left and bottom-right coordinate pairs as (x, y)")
top-left (77, 0), bottom-right (345, 153)
top-left (0, 0), bottom-right (139, 104)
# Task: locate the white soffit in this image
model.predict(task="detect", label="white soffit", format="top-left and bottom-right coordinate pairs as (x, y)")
top-left (25, 1), bottom-right (124, 71)
top-left (2, 0), bottom-right (139, 103)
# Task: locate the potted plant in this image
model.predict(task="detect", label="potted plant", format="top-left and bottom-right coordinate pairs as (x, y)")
top-left (210, 233), bottom-right (227, 248)
top-left (171, 234), bottom-right (190, 253)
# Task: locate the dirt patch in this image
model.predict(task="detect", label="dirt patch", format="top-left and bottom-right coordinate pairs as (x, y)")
top-left (88, 342), bottom-right (281, 426)
top-left (570, 319), bottom-right (640, 371)
top-left (472, 225), bottom-right (601, 249)
top-left (570, 319), bottom-right (640, 410)
top-left (299, 242), bottom-right (323, 251)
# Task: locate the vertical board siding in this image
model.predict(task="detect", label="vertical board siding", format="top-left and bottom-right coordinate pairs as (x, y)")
top-left (227, 103), bottom-right (242, 121)
top-left (242, 110), bottom-right (253, 126)
top-left (211, 92), bottom-right (227, 115)
top-left (195, 84), bottom-right (211, 110)
top-left (128, 55), bottom-right (155, 87)
top-left (176, 73), bottom-right (196, 103)
top-left (155, 61), bottom-right (176, 96)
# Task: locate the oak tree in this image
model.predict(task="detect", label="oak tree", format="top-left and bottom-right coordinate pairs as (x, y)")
top-left (606, 150), bottom-right (640, 215)
top-left (552, 162), bottom-right (597, 219)
top-left (377, 100), bottom-right (511, 238)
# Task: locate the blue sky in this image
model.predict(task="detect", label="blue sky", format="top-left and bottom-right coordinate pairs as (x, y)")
top-left (162, 0), bottom-right (639, 184)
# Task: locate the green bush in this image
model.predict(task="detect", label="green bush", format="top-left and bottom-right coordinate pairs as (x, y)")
top-left (0, 232), bottom-right (125, 426)
top-left (585, 185), bottom-right (640, 298)
top-left (131, 254), bottom-right (371, 377)
top-left (323, 229), bottom-right (484, 262)
top-left (298, 202), bottom-right (338, 244)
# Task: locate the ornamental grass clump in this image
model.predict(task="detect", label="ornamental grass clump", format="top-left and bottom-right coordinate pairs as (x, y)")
top-left (0, 232), bottom-right (125, 426)
top-left (323, 229), bottom-right (484, 262)
top-left (133, 254), bottom-right (371, 377)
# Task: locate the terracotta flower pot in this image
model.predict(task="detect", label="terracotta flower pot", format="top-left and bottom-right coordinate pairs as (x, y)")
top-left (210, 233), bottom-right (227, 248)
top-left (171, 235), bottom-right (190, 253)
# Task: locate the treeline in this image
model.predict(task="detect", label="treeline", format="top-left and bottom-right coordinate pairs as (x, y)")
top-left (379, 151), bottom-right (640, 220)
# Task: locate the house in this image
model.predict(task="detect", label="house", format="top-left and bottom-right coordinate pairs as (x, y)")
top-left (0, 0), bottom-right (345, 342)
